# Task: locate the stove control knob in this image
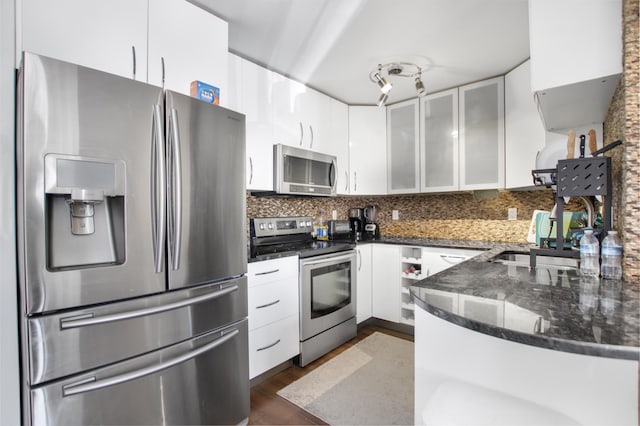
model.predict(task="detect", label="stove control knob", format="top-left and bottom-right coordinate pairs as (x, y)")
top-left (306, 221), bottom-right (312, 227)
top-left (299, 221), bottom-right (306, 228)
top-left (259, 223), bottom-right (265, 230)
top-left (267, 223), bottom-right (273, 230)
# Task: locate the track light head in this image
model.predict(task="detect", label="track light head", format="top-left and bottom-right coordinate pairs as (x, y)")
top-left (377, 92), bottom-right (389, 107)
top-left (373, 72), bottom-right (392, 94)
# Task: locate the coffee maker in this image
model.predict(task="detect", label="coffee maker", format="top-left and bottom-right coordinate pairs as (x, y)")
top-left (348, 208), bottom-right (364, 241)
top-left (362, 205), bottom-right (380, 240)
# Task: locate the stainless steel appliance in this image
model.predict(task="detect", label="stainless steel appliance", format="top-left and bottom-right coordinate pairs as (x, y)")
top-left (16, 52), bottom-right (249, 425)
top-left (249, 217), bottom-right (357, 366)
top-left (273, 143), bottom-right (337, 196)
top-left (328, 219), bottom-right (352, 240)
top-left (362, 205), bottom-right (381, 240)
top-left (348, 208), bottom-right (364, 241)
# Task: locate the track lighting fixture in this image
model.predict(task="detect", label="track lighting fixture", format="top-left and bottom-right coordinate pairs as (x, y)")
top-left (369, 61), bottom-right (426, 106)
top-left (415, 76), bottom-right (426, 96)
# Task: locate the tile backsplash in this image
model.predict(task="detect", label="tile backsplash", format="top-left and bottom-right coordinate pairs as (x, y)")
top-left (247, 189), bottom-right (584, 243)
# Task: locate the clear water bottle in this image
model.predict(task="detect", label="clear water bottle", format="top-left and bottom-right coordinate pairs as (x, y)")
top-left (315, 211), bottom-right (328, 241)
top-left (601, 231), bottom-right (622, 279)
top-left (579, 228), bottom-right (600, 277)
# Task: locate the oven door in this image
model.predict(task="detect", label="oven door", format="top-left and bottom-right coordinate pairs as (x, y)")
top-left (299, 250), bottom-right (356, 340)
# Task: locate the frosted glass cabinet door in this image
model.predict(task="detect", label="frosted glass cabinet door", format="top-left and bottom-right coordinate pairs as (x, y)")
top-left (459, 77), bottom-right (505, 190)
top-left (420, 88), bottom-right (459, 192)
top-left (387, 99), bottom-right (420, 194)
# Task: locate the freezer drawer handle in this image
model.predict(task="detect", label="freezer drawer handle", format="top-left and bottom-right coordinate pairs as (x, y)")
top-left (62, 328), bottom-right (240, 397)
top-left (60, 284), bottom-right (239, 329)
top-left (256, 299), bottom-right (280, 309)
top-left (256, 338), bottom-right (280, 352)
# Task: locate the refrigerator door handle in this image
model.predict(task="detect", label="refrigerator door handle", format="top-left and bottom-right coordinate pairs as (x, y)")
top-left (151, 104), bottom-right (166, 273)
top-left (168, 107), bottom-right (182, 271)
top-left (60, 284), bottom-right (239, 329)
top-left (62, 328), bottom-right (240, 397)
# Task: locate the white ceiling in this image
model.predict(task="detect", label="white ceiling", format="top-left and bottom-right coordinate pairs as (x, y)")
top-left (190, 0), bottom-right (531, 105)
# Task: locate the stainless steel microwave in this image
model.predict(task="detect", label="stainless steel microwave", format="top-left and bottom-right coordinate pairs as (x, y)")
top-left (273, 144), bottom-right (337, 196)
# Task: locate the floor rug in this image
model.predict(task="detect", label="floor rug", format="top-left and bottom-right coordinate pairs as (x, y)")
top-left (277, 332), bottom-right (414, 425)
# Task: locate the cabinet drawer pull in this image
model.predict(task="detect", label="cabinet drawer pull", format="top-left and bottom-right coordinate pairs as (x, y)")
top-left (257, 339), bottom-right (281, 352)
top-left (440, 254), bottom-right (466, 263)
top-left (256, 299), bottom-right (280, 309)
top-left (255, 268), bottom-right (279, 276)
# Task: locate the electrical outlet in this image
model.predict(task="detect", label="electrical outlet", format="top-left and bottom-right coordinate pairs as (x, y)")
top-left (508, 208), bottom-right (517, 221)
top-left (392, 210), bottom-right (399, 220)
top-left (332, 210), bottom-right (337, 220)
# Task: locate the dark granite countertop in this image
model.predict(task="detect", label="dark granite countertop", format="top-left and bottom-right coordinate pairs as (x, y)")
top-left (410, 253), bottom-right (640, 360)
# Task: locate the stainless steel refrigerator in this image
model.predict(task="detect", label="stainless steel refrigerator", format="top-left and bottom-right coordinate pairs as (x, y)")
top-left (16, 52), bottom-right (249, 425)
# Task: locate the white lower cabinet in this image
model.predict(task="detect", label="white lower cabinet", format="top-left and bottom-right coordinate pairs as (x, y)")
top-left (355, 245), bottom-right (372, 324)
top-left (421, 246), bottom-right (483, 277)
top-left (371, 244), bottom-right (400, 323)
top-left (247, 256), bottom-right (299, 379)
top-left (370, 244), bottom-right (483, 326)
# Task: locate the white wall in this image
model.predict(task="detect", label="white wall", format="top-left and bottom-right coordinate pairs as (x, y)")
top-left (0, 0), bottom-right (21, 424)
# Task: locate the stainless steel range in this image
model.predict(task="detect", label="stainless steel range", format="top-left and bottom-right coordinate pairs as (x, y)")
top-left (250, 217), bottom-right (357, 366)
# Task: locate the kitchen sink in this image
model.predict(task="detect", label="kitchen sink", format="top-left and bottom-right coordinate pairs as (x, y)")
top-left (488, 251), bottom-right (578, 270)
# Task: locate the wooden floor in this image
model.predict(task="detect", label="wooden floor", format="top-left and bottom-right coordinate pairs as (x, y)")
top-left (248, 324), bottom-right (414, 425)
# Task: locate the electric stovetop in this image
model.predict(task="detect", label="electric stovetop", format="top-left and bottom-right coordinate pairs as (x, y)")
top-left (249, 216), bottom-right (355, 259)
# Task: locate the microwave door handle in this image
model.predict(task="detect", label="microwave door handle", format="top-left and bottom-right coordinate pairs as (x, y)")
top-left (169, 107), bottom-right (182, 271)
top-left (62, 329), bottom-right (239, 397)
top-left (151, 104), bottom-right (166, 273)
top-left (329, 159), bottom-right (337, 190)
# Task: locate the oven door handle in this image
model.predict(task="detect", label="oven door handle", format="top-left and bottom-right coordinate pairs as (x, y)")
top-left (301, 252), bottom-right (354, 266)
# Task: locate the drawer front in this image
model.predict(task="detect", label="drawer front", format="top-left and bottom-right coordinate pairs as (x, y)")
top-left (248, 277), bottom-right (299, 331)
top-left (32, 320), bottom-right (249, 425)
top-left (249, 315), bottom-right (300, 379)
top-left (248, 256), bottom-right (298, 288)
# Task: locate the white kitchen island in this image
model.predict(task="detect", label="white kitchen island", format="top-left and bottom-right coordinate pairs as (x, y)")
top-left (412, 258), bottom-right (639, 425)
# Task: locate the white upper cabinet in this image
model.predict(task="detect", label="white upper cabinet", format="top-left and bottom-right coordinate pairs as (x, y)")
top-left (148, 0), bottom-right (228, 98)
top-left (528, 0), bottom-right (622, 131)
top-left (387, 99), bottom-right (420, 194)
top-left (459, 76), bottom-right (505, 190)
top-left (19, 0), bottom-right (229, 99)
top-left (328, 99), bottom-right (350, 195)
top-left (348, 106), bottom-right (388, 195)
top-left (420, 88), bottom-right (459, 192)
top-left (505, 60), bottom-right (545, 189)
top-left (19, 0), bottom-right (148, 80)
top-left (242, 58), bottom-right (277, 191)
top-left (273, 79), bottom-right (331, 151)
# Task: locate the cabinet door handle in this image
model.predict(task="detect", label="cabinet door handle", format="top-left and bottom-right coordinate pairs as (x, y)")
top-left (357, 250), bottom-right (362, 271)
top-left (161, 57), bottom-right (166, 88)
top-left (249, 157), bottom-right (253, 185)
top-left (345, 171), bottom-right (349, 192)
top-left (299, 122), bottom-right (304, 146)
top-left (257, 339), bottom-right (281, 352)
top-left (255, 268), bottom-right (279, 276)
top-left (131, 46), bottom-right (137, 80)
top-left (354, 171), bottom-right (357, 192)
top-left (309, 125), bottom-right (314, 149)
